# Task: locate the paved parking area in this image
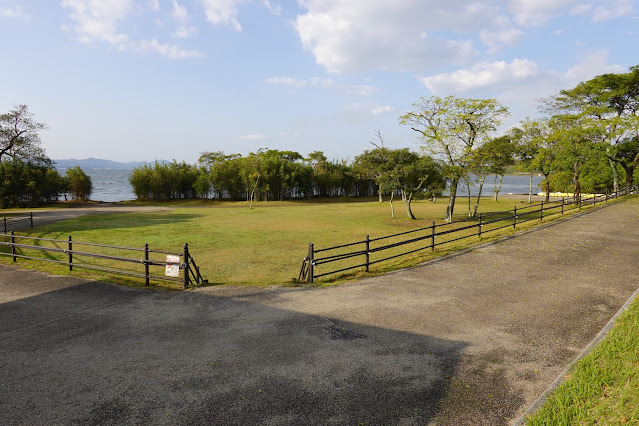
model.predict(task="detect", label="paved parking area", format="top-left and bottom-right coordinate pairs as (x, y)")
top-left (1, 199), bottom-right (638, 424)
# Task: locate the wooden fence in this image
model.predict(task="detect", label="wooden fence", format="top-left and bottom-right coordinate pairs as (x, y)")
top-left (0, 232), bottom-right (206, 288)
top-left (298, 191), bottom-right (628, 283)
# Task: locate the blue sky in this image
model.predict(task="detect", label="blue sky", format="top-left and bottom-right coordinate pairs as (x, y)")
top-left (1, 0), bottom-right (637, 163)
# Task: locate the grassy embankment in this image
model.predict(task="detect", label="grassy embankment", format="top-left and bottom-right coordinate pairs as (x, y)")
top-left (527, 297), bottom-right (639, 424)
top-left (0, 195), bottom-right (614, 287)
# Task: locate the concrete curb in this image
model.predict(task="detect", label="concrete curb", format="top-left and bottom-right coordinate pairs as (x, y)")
top-left (512, 284), bottom-right (639, 425)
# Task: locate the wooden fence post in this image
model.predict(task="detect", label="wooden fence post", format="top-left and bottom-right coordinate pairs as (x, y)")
top-left (431, 222), bottom-right (436, 251)
top-left (308, 243), bottom-right (314, 284)
top-left (68, 236), bottom-right (73, 271)
top-left (11, 231), bottom-right (16, 262)
top-left (3, 217), bottom-right (5, 234)
top-left (478, 213), bottom-right (482, 240)
top-left (144, 243), bottom-right (149, 286)
top-left (183, 243), bottom-right (190, 288)
top-left (365, 235), bottom-right (370, 272)
top-left (513, 206), bottom-right (517, 229)
top-left (540, 201), bottom-right (544, 222)
top-left (30, 212), bottom-right (33, 228)
top-left (561, 198), bottom-right (564, 215)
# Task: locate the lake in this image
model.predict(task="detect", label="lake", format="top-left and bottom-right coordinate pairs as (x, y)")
top-left (80, 169), bottom-right (135, 202)
top-left (73, 170), bottom-right (545, 202)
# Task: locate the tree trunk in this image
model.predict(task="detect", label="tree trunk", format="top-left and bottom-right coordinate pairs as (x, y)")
top-left (543, 174), bottom-right (550, 202)
top-left (528, 172), bottom-right (533, 203)
top-left (379, 184), bottom-right (383, 202)
top-left (608, 158), bottom-right (619, 194)
top-left (466, 179), bottom-right (472, 217)
top-left (621, 163), bottom-right (634, 195)
top-left (573, 162), bottom-right (581, 202)
top-left (494, 175), bottom-right (504, 201)
top-left (445, 177), bottom-right (459, 223)
top-left (389, 192), bottom-right (395, 218)
top-left (472, 176), bottom-right (485, 218)
top-left (405, 193), bottom-right (416, 220)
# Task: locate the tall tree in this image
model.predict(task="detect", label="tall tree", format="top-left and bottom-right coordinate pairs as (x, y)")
top-left (549, 65), bottom-right (639, 193)
top-left (400, 96), bottom-right (509, 222)
top-left (0, 105), bottom-right (47, 162)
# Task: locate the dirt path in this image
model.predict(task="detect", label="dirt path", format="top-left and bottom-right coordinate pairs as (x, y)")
top-left (1, 199), bottom-right (638, 424)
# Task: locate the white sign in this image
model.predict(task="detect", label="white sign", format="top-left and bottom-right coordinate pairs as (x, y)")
top-left (165, 255), bottom-right (181, 277)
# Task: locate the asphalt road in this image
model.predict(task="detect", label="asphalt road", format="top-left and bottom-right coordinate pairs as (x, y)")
top-left (1, 199), bottom-right (638, 425)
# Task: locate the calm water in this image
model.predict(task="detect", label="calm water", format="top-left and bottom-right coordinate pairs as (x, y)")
top-left (455, 174), bottom-right (544, 196)
top-left (73, 170), bottom-right (545, 202)
top-left (61, 169), bottom-right (136, 202)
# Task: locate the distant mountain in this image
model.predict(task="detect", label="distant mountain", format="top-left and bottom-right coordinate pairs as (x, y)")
top-left (53, 158), bottom-right (169, 170)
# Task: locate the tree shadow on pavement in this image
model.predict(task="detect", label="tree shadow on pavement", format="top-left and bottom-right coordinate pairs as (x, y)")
top-left (0, 280), bottom-right (467, 425)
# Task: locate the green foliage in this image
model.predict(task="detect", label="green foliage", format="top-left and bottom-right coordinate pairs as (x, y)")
top-left (0, 158), bottom-right (64, 208)
top-left (65, 166), bottom-right (93, 201)
top-left (399, 95), bottom-right (509, 221)
top-left (0, 104), bottom-right (47, 163)
top-left (129, 161), bottom-right (199, 201)
top-left (0, 105), bottom-right (63, 208)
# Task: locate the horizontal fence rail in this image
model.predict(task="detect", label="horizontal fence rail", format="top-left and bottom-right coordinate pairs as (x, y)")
top-left (0, 232), bottom-right (207, 288)
top-left (298, 191), bottom-right (630, 283)
top-left (3, 213), bottom-right (33, 233)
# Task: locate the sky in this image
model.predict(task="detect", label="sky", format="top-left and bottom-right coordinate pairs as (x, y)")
top-left (1, 0), bottom-right (637, 163)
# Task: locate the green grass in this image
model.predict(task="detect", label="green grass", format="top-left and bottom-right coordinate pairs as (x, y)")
top-left (526, 298), bottom-right (639, 425)
top-left (0, 196), bottom-right (619, 287)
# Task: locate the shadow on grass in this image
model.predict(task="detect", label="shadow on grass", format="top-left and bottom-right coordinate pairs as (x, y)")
top-left (32, 212), bottom-right (204, 234)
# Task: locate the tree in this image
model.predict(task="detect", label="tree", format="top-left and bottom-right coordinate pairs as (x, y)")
top-left (353, 147), bottom-right (393, 202)
top-left (400, 96), bottom-right (509, 222)
top-left (0, 105), bottom-right (47, 163)
top-left (65, 166), bottom-right (93, 201)
top-left (467, 135), bottom-right (515, 217)
top-left (549, 66), bottom-right (639, 194)
top-left (549, 115), bottom-right (606, 201)
top-left (610, 137), bottom-right (639, 193)
top-left (355, 148), bottom-right (444, 219)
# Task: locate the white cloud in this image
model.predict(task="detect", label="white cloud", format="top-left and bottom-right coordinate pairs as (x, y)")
top-left (265, 76), bottom-right (377, 95)
top-left (418, 52), bottom-right (627, 131)
top-left (371, 105), bottom-right (395, 115)
top-left (420, 59), bottom-right (540, 93)
top-left (132, 39), bottom-right (204, 59)
top-left (239, 133), bottom-right (266, 140)
top-left (480, 27), bottom-right (524, 53)
top-left (280, 132), bottom-right (302, 137)
top-left (199, 0), bottom-right (243, 31)
top-left (61, 0), bottom-right (132, 45)
top-left (508, 0), bottom-right (580, 27)
top-left (1, 5), bottom-right (30, 19)
top-left (265, 77), bottom-right (308, 87)
top-left (61, 0), bottom-right (203, 59)
top-left (261, 0), bottom-right (280, 16)
top-left (569, 4), bottom-right (592, 15)
top-left (295, 0), bottom-right (483, 73)
top-left (171, 0), bottom-right (196, 38)
top-left (172, 0), bottom-right (189, 22)
top-left (148, 0), bottom-right (160, 11)
top-left (593, 0), bottom-right (634, 21)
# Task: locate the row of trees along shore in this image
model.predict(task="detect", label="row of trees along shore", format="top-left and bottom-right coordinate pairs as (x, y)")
top-left (0, 105), bottom-right (93, 208)
top-left (130, 65), bottom-right (639, 221)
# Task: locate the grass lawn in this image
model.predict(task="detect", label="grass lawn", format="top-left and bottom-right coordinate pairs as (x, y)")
top-left (0, 195), bottom-right (609, 287)
top-left (527, 297), bottom-right (639, 424)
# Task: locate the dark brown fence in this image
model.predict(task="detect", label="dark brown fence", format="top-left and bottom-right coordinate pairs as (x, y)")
top-left (299, 191), bottom-right (628, 283)
top-left (0, 233), bottom-right (206, 288)
top-left (3, 213), bottom-right (33, 233)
